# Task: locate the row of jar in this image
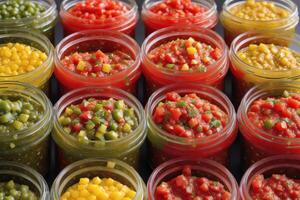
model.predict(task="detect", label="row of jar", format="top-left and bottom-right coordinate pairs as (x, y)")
top-left (2, 155), bottom-right (300, 200)
top-left (0, 0), bottom-right (299, 45)
top-left (2, 27), bottom-right (300, 105)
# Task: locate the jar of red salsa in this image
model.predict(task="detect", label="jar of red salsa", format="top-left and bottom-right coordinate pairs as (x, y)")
top-left (60, 0), bottom-right (138, 36)
top-left (148, 158), bottom-right (240, 200)
top-left (238, 81), bottom-right (300, 168)
top-left (54, 30), bottom-right (141, 95)
top-left (141, 0), bottom-right (218, 36)
top-left (145, 83), bottom-right (238, 168)
top-left (141, 26), bottom-right (229, 96)
top-left (240, 155), bottom-right (300, 200)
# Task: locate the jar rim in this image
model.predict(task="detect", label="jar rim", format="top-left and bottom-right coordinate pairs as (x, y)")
top-left (145, 83), bottom-right (237, 147)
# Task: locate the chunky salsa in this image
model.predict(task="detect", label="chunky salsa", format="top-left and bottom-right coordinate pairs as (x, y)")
top-left (148, 37), bottom-right (221, 72)
top-left (155, 166), bottom-right (231, 200)
top-left (153, 92), bottom-right (228, 138)
top-left (247, 91), bottom-right (300, 138)
top-left (250, 174), bottom-right (300, 200)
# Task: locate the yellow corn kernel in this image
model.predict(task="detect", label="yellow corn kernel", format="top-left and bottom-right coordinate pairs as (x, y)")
top-left (79, 178), bottom-right (89, 185)
top-left (181, 64), bottom-right (189, 71)
top-left (102, 64), bottom-right (112, 73)
top-left (77, 61), bottom-right (86, 71)
top-left (186, 47), bottom-right (197, 55)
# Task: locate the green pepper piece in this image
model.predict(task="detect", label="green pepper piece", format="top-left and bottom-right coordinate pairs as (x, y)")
top-left (85, 120), bottom-right (95, 130)
top-left (115, 100), bottom-right (125, 109)
top-left (112, 109), bottom-right (123, 122)
top-left (166, 63), bottom-right (175, 69)
top-left (210, 118), bottom-right (221, 128)
top-left (264, 119), bottom-right (274, 129)
top-left (105, 131), bottom-right (119, 140)
top-left (110, 122), bottom-right (118, 131)
top-left (176, 101), bottom-right (187, 107)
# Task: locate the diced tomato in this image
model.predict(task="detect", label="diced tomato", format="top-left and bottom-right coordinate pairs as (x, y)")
top-left (79, 111), bottom-right (92, 122)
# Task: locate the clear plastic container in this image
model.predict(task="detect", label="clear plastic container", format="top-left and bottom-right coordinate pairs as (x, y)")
top-left (0, 81), bottom-right (53, 176)
top-left (60, 0), bottom-right (138, 36)
top-left (148, 158), bottom-right (240, 200)
top-left (238, 81), bottom-right (300, 168)
top-left (229, 31), bottom-right (300, 106)
top-left (52, 86), bottom-right (146, 170)
top-left (220, 0), bottom-right (299, 45)
top-left (0, 29), bottom-right (54, 95)
top-left (0, 161), bottom-right (49, 200)
top-left (54, 29), bottom-right (141, 95)
top-left (142, 0), bottom-right (218, 36)
top-left (145, 83), bottom-right (238, 168)
top-left (0, 0), bottom-right (58, 42)
top-left (51, 158), bottom-right (147, 200)
top-left (240, 155), bottom-right (300, 200)
top-left (141, 26), bottom-right (229, 96)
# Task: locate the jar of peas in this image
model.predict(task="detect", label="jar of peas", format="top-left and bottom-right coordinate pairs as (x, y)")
top-left (51, 158), bottom-right (147, 200)
top-left (0, 81), bottom-right (53, 175)
top-left (0, 0), bottom-right (58, 42)
top-left (0, 29), bottom-right (54, 95)
top-left (52, 86), bottom-right (146, 170)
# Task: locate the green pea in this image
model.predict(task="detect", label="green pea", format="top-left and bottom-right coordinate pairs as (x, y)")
top-left (0, 101), bottom-right (11, 113)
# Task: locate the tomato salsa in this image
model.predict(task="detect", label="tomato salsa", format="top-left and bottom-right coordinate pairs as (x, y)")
top-left (250, 174), bottom-right (300, 200)
top-left (155, 166), bottom-right (231, 200)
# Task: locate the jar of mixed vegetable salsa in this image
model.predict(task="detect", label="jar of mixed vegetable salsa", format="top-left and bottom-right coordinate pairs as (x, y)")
top-left (238, 81), bottom-right (300, 168)
top-left (0, 0), bottom-right (57, 42)
top-left (141, 26), bottom-right (228, 96)
top-left (220, 0), bottom-right (299, 45)
top-left (141, 0), bottom-right (217, 36)
top-left (146, 83), bottom-right (238, 168)
top-left (52, 86), bottom-right (146, 170)
top-left (54, 30), bottom-right (141, 95)
top-left (0, 81), bottom-right (53, 175)
top-left (240, 155), bottom-right (300, 200)
top-left (148, 158), bottom-right (240, 200)
top-left (0, 161), bottom-right (49, 200)
top-left (51, 158), bottom-right (146, 200)
top-left (230, 32), bottom-right (300, 106)
top-left (60, 0), bottom-right (138, 36)
top-left (0, 29), bottom-right (54, 95)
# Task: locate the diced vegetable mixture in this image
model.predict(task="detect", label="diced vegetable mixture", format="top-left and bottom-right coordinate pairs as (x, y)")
top-left (0, 180), bottom-right (38, 200)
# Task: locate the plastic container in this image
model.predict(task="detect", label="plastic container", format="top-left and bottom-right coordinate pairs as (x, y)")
top-left (0, 0), bottom-right (57, 42)
top-left (54, 29), bottom-right (141, 95)
top-left (141, 26), bottom-right (229, 96)
top-left (145, 83), bottom-right (238, 168)
top-left (240, 155), bottom-right (300, 200)
top-left (141, 0), bottom-right (218, 36)
top-left (0, 161), bottom-right (49, 200)
top-left (148, 158), bottom-right (240, 200)
top-left (229, 31), bottom-right (300, 106)
top-left (238, 81), bottom-right (300, 168)
top-left (220, 0), bottom-right (299, 45)
top-left (0, 81), bottom-right (53, 176)
top-left (0, 29), bottom-right (54, 95)
top-left (52, 86), bottom-right (146, 170)
top-left (51, 158), bottom-right (147, 200)
top-left (60, 0), bottom-right (138, 36)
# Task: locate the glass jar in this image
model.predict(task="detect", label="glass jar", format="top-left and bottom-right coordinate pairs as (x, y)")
top-left (148, 158), bottom-right (240, 200)
top-left (230, 31), bottom-right (300, 106)
top-left (0, 29), bottom-right (54, 95)
top-left (145, 83), bottom-right (238, 168)
top-left (240, 155), bottom-right (300, 200)
top-left (141, 26), bottom-right (228, 96)
top-left (238, 81), bottom-right (300, 168)
top-left (51, 158), bottom-right (147, 200)
top-left (141, 0), bottom-right (218, 36)
top-left (0, 161), bottom-right (49, 200)
top-left (0, 81), bottom-right (53, 175)
top-left (54, 29), bottom-right (141, 96)
top-left (60, 0), bottom-right (138, 36)
top-left (52, 86), bottom-right (146, 170)
top-left (220, 0), bottom-right (299, 45)
top-left (0, 0), bottom-right (57, 42)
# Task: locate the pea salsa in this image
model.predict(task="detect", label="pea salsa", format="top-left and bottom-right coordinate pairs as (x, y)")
top-left (0, 180), bottom-right (38, 200)
top-left (59, 97), bottom-right (138, 144)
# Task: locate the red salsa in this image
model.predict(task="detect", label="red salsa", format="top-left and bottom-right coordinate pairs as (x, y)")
top-left (61, 50), bottom-right (134, 77)
top-left (250, 174), bottom-right (300, 200)
top-left (155, 166), bottom-right (231, 200)
top-left (153, 92), bottom-right (228, 138)
top-left (148, 37), bottom-right (221, 72)
top-left (247, 91), bottom-right (300, 138)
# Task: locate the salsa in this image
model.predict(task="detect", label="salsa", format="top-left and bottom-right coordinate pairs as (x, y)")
top-left (148, 37), bottom-right (221, 72)
top-left (153, 92), bottom-right (228, 138)
top-left (0, 180), bottom-right (38, 200)
top-left (250, 174), bottom-right (300, 200)
top-left (155, 166), bottom-right (231, 200)
top-left (60, 50), bottom-right (134, 77)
